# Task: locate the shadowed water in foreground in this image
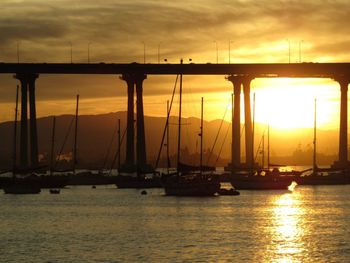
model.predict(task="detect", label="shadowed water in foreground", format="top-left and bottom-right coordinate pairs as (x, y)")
top-left (0, 185), bottom-right (349, 262)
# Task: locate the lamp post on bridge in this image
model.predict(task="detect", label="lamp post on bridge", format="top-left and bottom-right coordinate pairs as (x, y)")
top-left (214, 41), bottom-right (218, 64)
top-left (229, 40), bottom-right (234, 64)
top-left (299, 40), bottom-right (304, 63)
top-left (158, 42), bottom-right (162, 64)
top-left (88, 42), bottom-right (91, 63)
top-left (286, 39), bottom-right (291, 64)
top-left (69, 42), bottom-right (72, 63)
top-left (142, 41), bottom-right (146, 64)
top-left (16, 41), bottom-right (20, 63)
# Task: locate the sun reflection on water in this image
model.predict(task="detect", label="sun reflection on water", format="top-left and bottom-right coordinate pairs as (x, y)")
top-left (269, 193), bottom-right (307, 262)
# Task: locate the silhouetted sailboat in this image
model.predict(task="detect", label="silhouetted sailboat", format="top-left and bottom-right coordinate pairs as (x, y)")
top-left (161, 67), bottom-right (220, 196)
top-left (114, 118), bottom-right (161, 188)
top-left (3, 85), bottom-right (41, 194)
top-left (258, 125), bottom-right (306, 177)
top-left (63, 95), bottom-right (118, 185)
top-left (229, 93), bottom-right (293, 190)
top-left (294, 98), bottom-right (349, 185)
top-left (31, 116), bottom-right (70, 189)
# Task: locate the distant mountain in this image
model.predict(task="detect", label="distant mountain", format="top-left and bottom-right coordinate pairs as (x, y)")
top-left (0, 111), bottom-right (341, 170)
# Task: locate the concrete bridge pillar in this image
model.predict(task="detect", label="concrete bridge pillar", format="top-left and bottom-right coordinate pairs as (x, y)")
top-left (14, 73), bottom-right (39, 170)
top-left (28, 74), bottom-right (39, 168)
top-left (16, 74), bottom-right (28, 170)
top-left (121, 74), bottom-right (135, 168)
top-left (227, 76), bottom-right (242, 168)
top-left (135, 74), bottom-right (147, 171)
top-left (242, 77), bottom-right (253, 167)
top-left (336, 77), bottom-right (349, 168)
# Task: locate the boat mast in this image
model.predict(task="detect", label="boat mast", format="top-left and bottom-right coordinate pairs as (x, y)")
top-left (118, 118), bottom-right (121, 172)
top-left (73, 94), bottom-right (79, 175)
top-left (166, 100), bottom-right (170, 175)
top-left (231, 93), bottom-right (234, 174)
top-left (267, 124), bottom-right (270, 170)
top-left (176, 59), bottom-right (183, 173)
top-left (200, 97), bottom-right (203, 175)
top-left (262, 133), bottom-right (265, 169)
top-left (50, 116), bottom-right (56, 176)
top-left (313, 98), bottom-right (317, 175)
top-left (251, 93), bottom-right (256, 176)
top-left (12, 85), bottom-right (19, 176)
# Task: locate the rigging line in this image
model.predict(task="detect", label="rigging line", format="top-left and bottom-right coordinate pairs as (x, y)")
top-left (254, 128), bottom-right (266, 162)
top-left (53, 116), bottom-right (75, 170)
top-left (214, 121), bottom-right (230, 166)
top-left (102, 118), bottom-right (119, 170)
top-left (206, 97), bottom-right (231, 165)
top-left (108, 97), bottom-right (139, 173)
top-left (108, 126), bottom-right (127, 175)
top-left (214, 123), bottom-right (245, 166)
top-left (154, 74), bottom-right (179, 169)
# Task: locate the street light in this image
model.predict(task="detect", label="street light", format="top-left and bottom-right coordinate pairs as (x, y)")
top-left (158, 42), bottom-right (162, 64)
top-left (142, 41), bottom-right (146, 63)
top-left (69, 42), bottom-right (72, 63)
top-left (214, 41), bottom-right (218, 63)
top-left (16, 41), bottom-right (20, 63)
top-left (88, 42), bottom-right (91, 63)
top-left (229, 40), bottom-right (234, 64)
top-left (299, 40), bottom-right (304, 63)
top-left (286, 39), bottom-right (291, 63)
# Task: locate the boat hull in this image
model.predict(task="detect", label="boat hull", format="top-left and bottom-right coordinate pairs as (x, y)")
top-left (230, 175), bottom-right (293, 190)
top-left (164, 182), bottom-right (220, 196)
top-left (37, 175), bottom-right (69, 188)
top-left (115, 175), bottom-right (162, 189)
top-left (162, 174), bottom-right (221, 196)
top-left (294, 174), bottom-right (350, 185)
top-left (3, 179), bottom-right (41, 194)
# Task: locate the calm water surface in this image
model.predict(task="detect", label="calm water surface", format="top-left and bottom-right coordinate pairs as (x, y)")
top-left (0, 185), bottom-right (349, 262)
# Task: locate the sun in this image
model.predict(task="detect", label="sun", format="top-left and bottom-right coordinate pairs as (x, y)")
top-left (250, 78), bottom-right (340, 130)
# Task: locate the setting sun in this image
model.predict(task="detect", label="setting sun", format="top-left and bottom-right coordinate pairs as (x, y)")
top-left (252, 78), bottom-right (340, 129)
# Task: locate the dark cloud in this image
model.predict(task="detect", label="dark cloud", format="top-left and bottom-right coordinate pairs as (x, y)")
top-left (1, 0), bottom-right (349, 61)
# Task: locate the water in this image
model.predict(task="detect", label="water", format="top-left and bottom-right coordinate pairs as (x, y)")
top-left (1, 185), bottom-right (350, 262)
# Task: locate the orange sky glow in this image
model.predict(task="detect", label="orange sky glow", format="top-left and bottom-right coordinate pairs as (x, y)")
top-left (0, 0), bottom-right (349, 134)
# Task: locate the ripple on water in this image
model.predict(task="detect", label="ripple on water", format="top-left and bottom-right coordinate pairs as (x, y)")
top-left (0, 185), bottom-right (350, 262)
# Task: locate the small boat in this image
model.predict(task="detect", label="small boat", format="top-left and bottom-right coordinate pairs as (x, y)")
top-left (230, 172), bottom-right (293, 190)
top-left (3, 177), bottom-right (41, 194)
top-left (162, 172), bottom-right (220, 196)
top-left (227, 94), bottom-right (295, 190)
top-left (218, 187), bottom-right (240, 196)
top-left (295, 170), bottom-right (349, 185)
top-left (115, 173), bottom-right (162, 189)
top-left (49, 189), bottom-right (60, 194)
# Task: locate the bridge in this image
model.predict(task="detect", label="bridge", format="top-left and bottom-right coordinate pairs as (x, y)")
top-left (0, 62), bottom-right (350, 76)
top-left (1, 62), bottom-right (350, 172)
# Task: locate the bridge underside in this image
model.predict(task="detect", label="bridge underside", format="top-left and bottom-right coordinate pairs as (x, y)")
top-left (6, 62), bottom-right (350, 171)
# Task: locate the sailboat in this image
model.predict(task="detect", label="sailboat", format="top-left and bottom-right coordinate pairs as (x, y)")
top-left (294, 99), bottom-right (349, 185)
top-left (257, 125), bottom-right (306, 177)
top-left (161, 66), bottom-right (221, 196)
top-left (3, 85), bottom-right (41, 194)
top-left (114, 118), bottom-right (162, 188)
top-left (229, 93), bottom-right (294, 190)
top-left (37, 115), bottom-right (69, 189)
top-left (63, 95), bottom-right (117, 185)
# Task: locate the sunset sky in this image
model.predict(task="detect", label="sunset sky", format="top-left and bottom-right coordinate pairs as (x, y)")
top-left (0, 0), bottom-right (349, 132)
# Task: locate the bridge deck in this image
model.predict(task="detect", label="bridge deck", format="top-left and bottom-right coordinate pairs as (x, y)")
top-left (0, 63), bottom-right (349, 78)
